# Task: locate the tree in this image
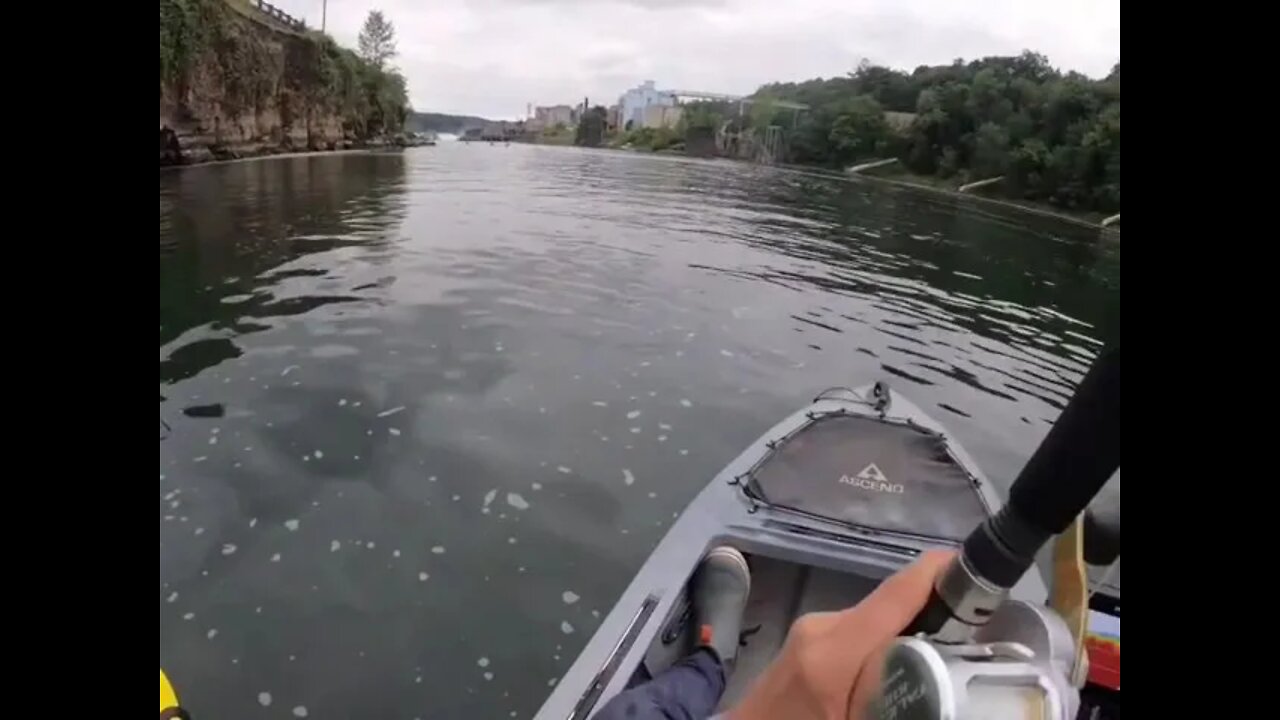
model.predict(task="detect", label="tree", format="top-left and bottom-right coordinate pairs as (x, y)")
top-left (746, 51), bottom-right (1118, 212)
top-left (575, 106), bottom-right (608, 147)
top-left (828, 95), bottom-right (891, 164)
top-left (358, 10), bottom-right (397, 69)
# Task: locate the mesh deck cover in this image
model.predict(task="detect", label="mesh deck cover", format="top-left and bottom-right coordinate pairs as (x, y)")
top-left (747, 414), bottom-right (987, 541)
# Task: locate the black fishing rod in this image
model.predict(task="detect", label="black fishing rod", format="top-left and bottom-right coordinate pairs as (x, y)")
top-left (909, 345), bottom-right (1120, 640)
top-left (879, 346), bottom-right (1120, 720)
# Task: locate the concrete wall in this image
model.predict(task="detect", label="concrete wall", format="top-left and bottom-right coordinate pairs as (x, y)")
top-left (642, 105), bottom-right (682, 129)
top-left (535, 105), bottom-right (574, 128)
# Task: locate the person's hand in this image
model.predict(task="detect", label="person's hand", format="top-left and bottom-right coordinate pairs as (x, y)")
top-left (726, 550), bottom-right (954, 720)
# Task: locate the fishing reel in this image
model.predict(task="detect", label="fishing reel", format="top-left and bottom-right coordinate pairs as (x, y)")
top-left (878, 596), bottom-right (1082, 720)
top-left (876, 347), bottom-right (1120, 720)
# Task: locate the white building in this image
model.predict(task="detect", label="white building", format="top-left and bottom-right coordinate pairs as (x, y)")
top-left (618, 81), bottom-right (675, 130)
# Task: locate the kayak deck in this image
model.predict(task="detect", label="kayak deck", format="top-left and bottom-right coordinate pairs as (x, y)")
top-left (536, 383), bottom-right (1037, 720)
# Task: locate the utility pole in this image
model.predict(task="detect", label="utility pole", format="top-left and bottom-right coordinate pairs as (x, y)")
top-left (321, 0), bottom-right (327, 32)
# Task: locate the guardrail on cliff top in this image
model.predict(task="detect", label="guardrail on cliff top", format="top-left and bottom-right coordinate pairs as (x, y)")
top-left (253, 0), bottom-right (306, 31)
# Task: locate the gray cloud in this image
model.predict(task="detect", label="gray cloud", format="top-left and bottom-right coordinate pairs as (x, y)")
top-left (278, 0), bottom-right (1119, 119)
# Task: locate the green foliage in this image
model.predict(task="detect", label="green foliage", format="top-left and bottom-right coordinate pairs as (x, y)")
top-left (357, 10), bottom-right (398, 70)
top-left (617, 126), bottom-right (682, 152)
top-left (754, 50), bottom-right (1120, 212)
top-left (827, 95), bottom-right (890, 164)
top-left (159, 0), bottom-right (216, 87)
top-left (160, 0), bottom-right (408, 137)
top-left (680, 102), bottom-right (725, 131)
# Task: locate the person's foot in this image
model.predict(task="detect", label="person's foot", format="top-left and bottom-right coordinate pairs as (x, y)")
top-left (692, 545), bottom-right (751, 666)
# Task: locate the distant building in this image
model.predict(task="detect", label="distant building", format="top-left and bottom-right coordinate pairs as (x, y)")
top-left (643, 105), bottom-right (682, 130)
top-left (535, 105), bottom-right (575, 129)
top-left (618, 81), bottom-right (675, 130)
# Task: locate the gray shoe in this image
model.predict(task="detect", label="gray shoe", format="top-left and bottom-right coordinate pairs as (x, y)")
top-left (692, 545), bottom-right (751, 665)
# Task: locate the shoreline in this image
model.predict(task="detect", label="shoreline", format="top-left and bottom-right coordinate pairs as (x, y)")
top-left (853, 171), bottom-right (1116, 231)
top-left (595, 145), bottom-right (1118, 231)
top-left (159, 147), bottom-right (400, 171)
top-left (160, 140), bottom-right (1118, 232)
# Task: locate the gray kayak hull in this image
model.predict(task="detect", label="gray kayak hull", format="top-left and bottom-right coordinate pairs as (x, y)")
top-left (534, 384), bottom-right (1048, 720)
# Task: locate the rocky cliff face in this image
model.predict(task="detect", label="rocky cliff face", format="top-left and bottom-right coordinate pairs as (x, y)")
top-left (160, 0), bottom-right (406, 166)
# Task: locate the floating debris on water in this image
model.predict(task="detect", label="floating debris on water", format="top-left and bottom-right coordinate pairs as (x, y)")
top-left (167, 592), bottom-right (179, 603)
top-left (432, 546), bottom-right (446, 554)
top-left (679, 449), bottom-right (689, 456)
top-left (313, 450), bottom-right (323, 459)
top-left (281, 365), bottom-right (299, 376)
top-left (623, 469), bottom-right (635, 486)
top-left (478, 657), bottom-right (490, 668)
top-left (419, 572), bottom-right (429, 581)
top-left (507, 493), bottom-right (529, 510)
top-left (592, 401), bottom-right (608, 407)
top-left (249, 518), bottom-right (258, 528)
top-left (258, 692), bottom-right (272, 707)
top-left (531, 482), bottom-right (542, 490)
top-left (508, 537), bottom-right (517, 544)
top-left (720, 349), bottom-right (735, 357)
top-left (377, 406), bottom-right (406, 418)
top-left (429, 475), bottom-right (437, 483)
top-left (626, 410), bottom-right (641, 420)
top-left (679, 399), bottom-right (692, 408)
top-left (193, 456), bottom-right (208, 463)
top-left (630, 427), bottom-right (641, 434)
top-left (659, 423), bottom-right (672, 431)
top-left (207, 629), bottom-right (218, 639)
top-left (648, 492), bottom-right (657, 499)
top-left (548, 678), bottom-right (557, 687)
top-left (271, 553), bottom-right (281, 562)
top-left (292, 706), bottom-right (308, 718)
top-left (194, 527), bottom-right (205, 536)
top-left (389, 428), bottom-right (402, 436)
top-left (331, 540), bottom-right (341, 552)
top-left (221, 544), bottom-right (237, 555)
top-left (393, 550), bottom-right (401, 558)
top-left (339, 399), bottom-right (348, 406)
top-left (284, 519), bottom-right (300, 532)
top-left (562, 591), bottom-right (579, 605)
top-left (484, 672), bottom-right (494, 681)
top-left (560, 621), bottom-right (575, 634)
top-left (557, 466), bottom-right (572, 474)
top-left (183, 612), bottom-right (195, 621)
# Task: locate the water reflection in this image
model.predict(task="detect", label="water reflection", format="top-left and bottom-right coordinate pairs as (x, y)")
top-left (159, 153), bottom-right (410, 381)
top-left (159, 145), bottom-right (1118, 719)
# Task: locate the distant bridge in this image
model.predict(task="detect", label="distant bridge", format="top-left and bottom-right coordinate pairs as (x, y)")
top-left (665, 90), bottom-right (809, 112)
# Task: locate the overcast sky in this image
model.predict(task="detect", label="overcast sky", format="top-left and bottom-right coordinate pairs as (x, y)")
top-left (278, 0), bottom-right (1119, 119)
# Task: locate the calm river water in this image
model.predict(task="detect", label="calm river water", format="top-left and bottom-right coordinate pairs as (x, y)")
top-left (159, 144), bottom-right (1119, 719)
